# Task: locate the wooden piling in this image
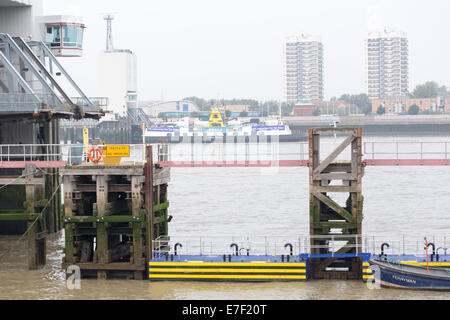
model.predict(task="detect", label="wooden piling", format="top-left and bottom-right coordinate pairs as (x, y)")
top-left (61, 147), bottom-right (170, 280)
top-left (22, 164), bottom-right (48, 270)
top-left (309, 128), bottom-right (364, 280)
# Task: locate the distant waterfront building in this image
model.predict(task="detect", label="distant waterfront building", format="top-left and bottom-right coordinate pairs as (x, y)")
top-left (140, 100), bottom-right (199, 118)
top-left (365, 28), bottom-right (409, 100)
top-left (223, 105), bottom-right (250, 113)
top-left (283, 33), bottom-right (324, 104)
top-left (99, 14), bottom-right (137, 119)
top-left (372, 98), bottom-right (450, 114)
top-left (312, 100), bottom-right (357, 114)
top-left (292, 99), bottom-right (316, 117)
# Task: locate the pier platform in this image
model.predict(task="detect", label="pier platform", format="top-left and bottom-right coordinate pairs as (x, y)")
top-left (148, 253), bottom-right (450, 283)
top-left (149, 255), bottom-right (308, 282)
top-left (61, 146), bottom-right (172, 280)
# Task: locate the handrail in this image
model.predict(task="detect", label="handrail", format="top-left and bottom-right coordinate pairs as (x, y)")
top-left (0, 143), bottom-right (155, 166)
top-left (2, 141), bottom-right (450, 168)
top-left (364, 141), bottom-right (450, 162)
top-left (151, 235), bottom-right (449, 257)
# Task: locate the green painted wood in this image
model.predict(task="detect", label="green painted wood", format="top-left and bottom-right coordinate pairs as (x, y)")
top-left (96, 222), bottom-right (108, 264)
top-left (153, 202), bottom-right (169, 212)
top-left (0, 213), bottom-right (40, 221)
top-left (63, 202), bottom-right (169, 223)
top-left (313, 192), bottom-right (356, 223)
top-left (64, 223), bottom-right (75, 263)
top-left (133, 223), bottom-right (143, 266)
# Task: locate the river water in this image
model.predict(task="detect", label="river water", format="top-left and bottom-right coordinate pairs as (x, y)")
top-left (0, 135), bottom-right (449, 300)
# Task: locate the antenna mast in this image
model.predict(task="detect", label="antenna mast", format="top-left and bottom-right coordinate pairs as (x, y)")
top-left (104, 13), bottom-right (115, 52)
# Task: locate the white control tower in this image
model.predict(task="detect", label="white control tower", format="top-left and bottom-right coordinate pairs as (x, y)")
top-left (99, 14), bottom-right (138, 119)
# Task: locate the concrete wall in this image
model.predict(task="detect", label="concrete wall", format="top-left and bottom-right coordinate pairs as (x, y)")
top-left (0, 0), bottom-right (43, 40)
top-left (0, 121), bottom-right (37, 145)
top-left (0, 0), bottom-right (45, 96)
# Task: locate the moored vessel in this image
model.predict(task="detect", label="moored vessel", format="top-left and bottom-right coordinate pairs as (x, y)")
top-left (144, 106), bottom-right (307, 144)
top-left (369, 258), bottom-right (450, 290)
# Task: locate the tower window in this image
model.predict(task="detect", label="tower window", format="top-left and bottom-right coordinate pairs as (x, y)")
top-left (45, 24), bottom-right (84, 49)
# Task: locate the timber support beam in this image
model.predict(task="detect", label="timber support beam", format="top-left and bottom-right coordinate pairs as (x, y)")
top-left (309, 128), bottom-right (364, 280)
top-left (61, 146), bottom-right (171, 280)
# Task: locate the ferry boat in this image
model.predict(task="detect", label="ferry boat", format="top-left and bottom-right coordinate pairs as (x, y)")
top-left (369, 258), bottom-right (450, 290)
top-left (144, 106), bottom-right (307, 144)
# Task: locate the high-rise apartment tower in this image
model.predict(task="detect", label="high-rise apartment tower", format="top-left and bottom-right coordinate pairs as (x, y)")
top-left (283, 34), bottom-right (324, 104)
top-left (365, 28), bottom-right (409, 100)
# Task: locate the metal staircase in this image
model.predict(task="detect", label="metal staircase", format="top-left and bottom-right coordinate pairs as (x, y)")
top-left (0, 34), bottom-right (104, 119)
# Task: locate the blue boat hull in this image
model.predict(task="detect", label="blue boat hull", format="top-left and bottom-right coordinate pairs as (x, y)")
top-left (370, 259), bottom-right (450, 290)
top-left (379, 267), bottom-right (450, 290)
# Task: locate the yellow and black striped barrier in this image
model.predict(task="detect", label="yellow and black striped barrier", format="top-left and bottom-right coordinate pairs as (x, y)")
top-left (149, 261), bottom-right (308, 282)
top-left (362, 262), bottom-right (374, 283)
top-left (362, 259), bottom-right (450, 283)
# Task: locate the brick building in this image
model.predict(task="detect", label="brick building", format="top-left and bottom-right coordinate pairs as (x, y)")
top-left (372, 98), bottom-right (450, 114)
top-left (312, 100), bottom-right (356, 114)
top-left (224, 105), bottom-right (250, 113)
top-left (293, 100), bottom-right (316, 116)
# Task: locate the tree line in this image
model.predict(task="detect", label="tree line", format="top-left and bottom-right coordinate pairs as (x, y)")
top-left (183, 96), bottom-right (294, 116)
top-left (183, 81), bottom-right (448, 117)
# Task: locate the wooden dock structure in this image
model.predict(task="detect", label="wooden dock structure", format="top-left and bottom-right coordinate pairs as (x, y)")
top-left (308, 128), bottom-right (364, 280)
top-left (0, 163), bottom-right (62, 269)
top-left (61, 146), bottom-right (171, 280)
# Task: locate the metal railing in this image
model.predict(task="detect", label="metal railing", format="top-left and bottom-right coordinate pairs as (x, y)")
top-left (0, 144), bottom-right (61, 164)
top-left (0, 143), bottom-right (160, 166)
top-left (0, 93), bottom-right (67, 112)
top-left (3, 141), bottom-right (450, 167)
top-left (70, 97), bottom-right (109, 108)
top-left (0, 93), bottom-right (107, 113)
top-left (152, 235), bottom-right (449, 257)
top-left (152, 235), bottom-right (308, 257)
top-left (60, 118), bottom-right (100, 128)
top-left (364, 141), bottom-right (450, 161)
top-left (156, 141), bottom-right (450, 164)
top-left (161, 142), bottom-right (309, 163)
top-left (363, 235), bottom-right (448, 257)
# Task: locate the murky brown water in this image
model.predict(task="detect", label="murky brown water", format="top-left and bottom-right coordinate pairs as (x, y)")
top-left (0, 136), bottom-right (449, 300)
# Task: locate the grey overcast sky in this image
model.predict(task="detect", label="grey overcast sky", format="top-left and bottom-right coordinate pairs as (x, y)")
top-left (44, 0), bottom-right (450, 102)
